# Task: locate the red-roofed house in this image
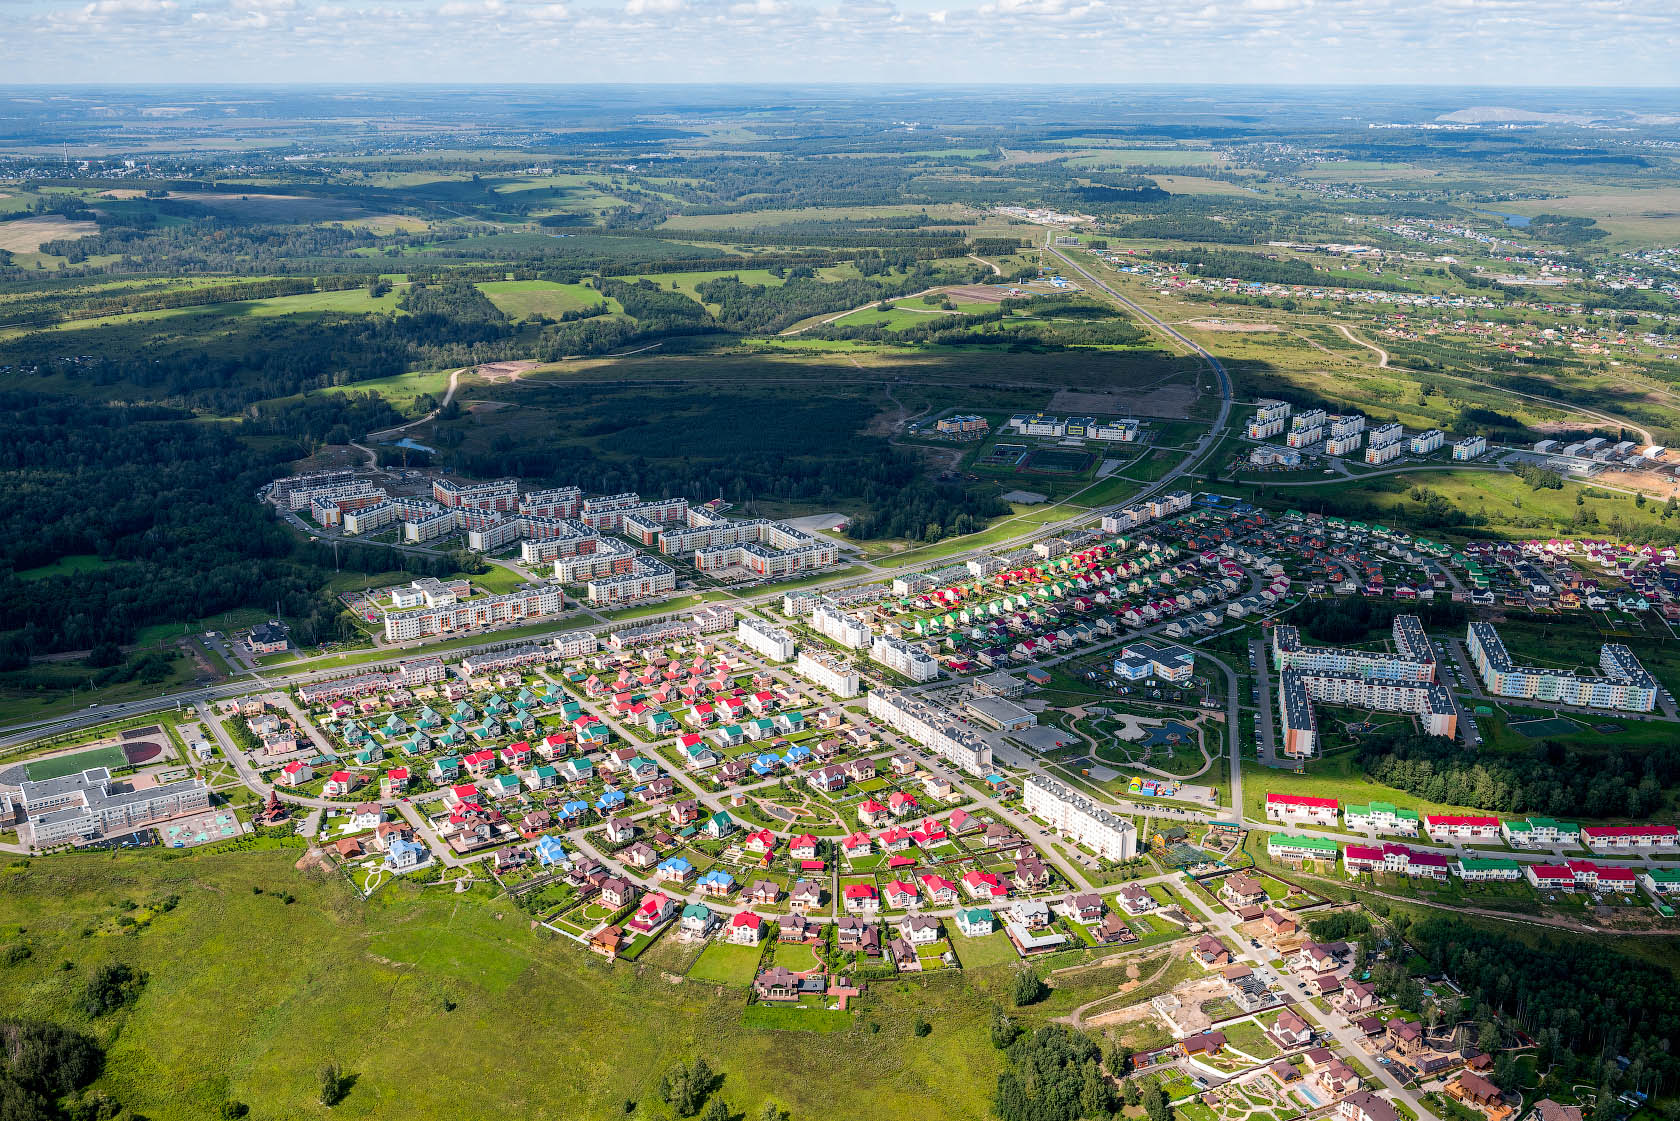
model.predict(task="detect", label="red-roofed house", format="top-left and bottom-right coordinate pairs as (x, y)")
top-left (324, 771), bottom-right (358, 798)
top-left (1424, 815), bottom-right (1501, 843)
top-left (1266, 792), bottom-right (1340, 827)
top-left (729, 910), bottom-right (765, 945)
top-left (884, 879), bottom-right (919, 908)
top-left (843, 883), bottom-right (880, 914)
top-left (789, 834), bottom-right (819, 861)
top-left (1581, 824), bottom-right (1680, 853)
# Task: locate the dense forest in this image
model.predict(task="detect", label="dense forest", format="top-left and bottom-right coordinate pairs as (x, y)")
top-left (1408, 918), bottom-right (1680, 1093)
top-left (0, 1018), bottom-right (110, 1121)
top-left (1354, 724), bottom-right (1677, 819)
top-left (0, 391), bottom-right (448, 662)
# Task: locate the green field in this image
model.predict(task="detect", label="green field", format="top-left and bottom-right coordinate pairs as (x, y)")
top-left (15, 554), bottom-right (118, 581)
top-left (0, 851), bottom-right (1004, 1120)
top-left (687, 940), bottom-right (765, 987)
top-left (477, 279), bottom-right (619, 320)
top-left (830, 305), bottom-right (959, 331)
top-left (23, 743), bottom-right (129, 781)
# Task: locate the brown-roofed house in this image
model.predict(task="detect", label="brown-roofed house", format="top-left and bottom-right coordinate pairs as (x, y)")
top-left (1219, 872), bottom-right (1268, 908)
top-left (1263, 907), bottom-right (1299, 936)
top-left (1180, 1030), bottom-right (1227, 1057)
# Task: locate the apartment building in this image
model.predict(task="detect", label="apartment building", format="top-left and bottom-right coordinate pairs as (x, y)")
top-left (1286, 425), bottom-right (1324, 449)
top-left (1410, 429), bottom-right (1445, 455)
top-left (1324, 432), bottom-right (1363, 456)
top-left (553, 538), bottom-right (639, 583)
top-left (1467, 622), bottom-right (1657, 712)
top-left (1253, 399), bottom-right (1292, 425)
top-left (1364, 441), bottom-right (1402, 466)
top-left (1453, 436), bottom-right (1488, 460)
top-left (1279, 669), bottom-right (1456, 758)
top-left (342, 500), bottom-right (399, 536)
top-left (458, 644), bottom-right (558, 678)
top-left (1023, 774), bottom-right (1138, 861)
top-left (1368, 423), bottom-right (1403, 450)
top-left (737, 616), bottom-right (796, 662)
top-left (520, 521), bottom-right (601, 565)
top-left (1100, 489), bottom-right (1193, 534)
top-left (696, 538), bottom-right (839, 578)
top-left (518, 486), bottom-right (584, 519)
top-left (580, 494), bottom-right (687, 533)
top-left (433, 477), bottom-right (520, 512)
top-left (866, 689), bottom-right (994, 776)
top-left (812, 598), bottom-right (874, 649)
top-left (1272, 615), bottom-right (1436, 681)
top-left (794, 650), bottom-right (860, 698)
top-left (1248, 416), bottom-right (1288, 440)
top-left (270, 470), bottom-right (360, 509)
top-left (1328, 414), bottom-right (1366, 439)
top-left (19, 768), bottom-right (211, 847)
top-left (586, 556), bottom-right (677, 606)
top-left (936, 414), bottom-right (990, 439)
top-left (870, 634), bottom-right (940, 682)
top-left (382, 584), bottom-right (563, 642)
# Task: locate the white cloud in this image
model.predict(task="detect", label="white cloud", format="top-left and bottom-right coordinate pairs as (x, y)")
top-left (625, 0), bottom-right (681, 12)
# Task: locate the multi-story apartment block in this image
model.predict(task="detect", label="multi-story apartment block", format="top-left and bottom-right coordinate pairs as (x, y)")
top-left (1279, 670), bottom-right (1455, 759)
top-left (794, 650), bottom-right (860, 698)
top-left (296, 655), bottom-right (447, 704)
top-left (1248, 416), bottom-right (1288, 440)
top-left (1023, 774), bottom-right (1138, 861)
top-left (586, 556), bottom-right (677, 606)
top-left (433, 477), bottom-right (520, 512)
top-left (1253, 399), bottom-right (1292, 425)
top-left (1286, 425), bottom-right (1324, 449)
top-left (289, 479), bottom-right (383, 513)
top-left (870, 634), bottom-right (940, 682)
top-left (1364, 441), bottom-right (1402, 466)
top-left (383, 584), bottom-right (563, 642)
top-left (812, 598), bottom-right (874, 649)
top-left (737, 617), bottom-right (796, 662)
top-left (520, 521), bottom-right (601, 564)
top-left (1453, 435), bottom-right (1488, 460)
top-left (518, 486), bottom-right (584, 519)
top-left (1467, 622), bottom-right (1657, 712)
top-left (1409, 428), bottom-right (1445, 455)
top-left (1328, 414), bottom-right (1366, 440)
top-left (458, 644), bottom-right (558, 678)
top-left (19, 768), bottom-right (211, 847)
top-left (553, 538), bottom-right (639, 583)
top-left (935, 414), bottom-right (990, 439)
top-left (342, 500), bottom-right (399, 536)
top-left (402, 504), bottom-right (457, 544)
top-left (1291, 408), bottom-right (1327, 432)
top-left (270, 470), bottom-right (360, 509)
top-left (579, 494), bottom-right (687, 533)
top-left (866, 689), bottom-right (993, 776)
top-left (696, 538), bottom-right (839, 578)
top-left (1368, 422), bottom-right (1403, 450)
top-left (1100, 491), bottom-right (1190, 535)
top-left (1324, 432), bottom-right (1363, 457)
top-left (1272, 615), bottom-right (1436, 681)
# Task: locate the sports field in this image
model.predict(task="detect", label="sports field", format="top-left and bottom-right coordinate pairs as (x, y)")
top-left (24, 743), bottom-right (128, 781)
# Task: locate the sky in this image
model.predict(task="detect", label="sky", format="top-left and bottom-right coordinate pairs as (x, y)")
top-left (2, 0), bottom-right (1678, 86)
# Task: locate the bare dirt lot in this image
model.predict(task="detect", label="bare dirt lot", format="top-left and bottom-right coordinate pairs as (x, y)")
top-left (1050, 384), bottom-right (1198, 420)
top-left (474, 360), bottom-right (544, 384)
top-left (943, 285), bottom-right (1013, 304)
top-left (0, 216), bottom-right (98, 252)
top-left (1188, 319), bottom-right (1280, 332)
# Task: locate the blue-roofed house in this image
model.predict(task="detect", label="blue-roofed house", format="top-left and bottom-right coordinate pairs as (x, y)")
top-left (697, 868), bottom-right (735, 897)
top-left (534, 835), bottom-right (571, 867)
top-left (595, 789), bottom-right (627, 812)
top-left (657, 856), bottom-right (695, 884)
top-left (385, 836), bottom-right (429, 872)
top-left (557, 799), bottom-right (590, 823)
top-left (783, 743), bottom-right (812, 766)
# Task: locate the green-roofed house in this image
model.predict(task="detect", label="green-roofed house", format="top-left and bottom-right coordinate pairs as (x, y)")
top-left (1344, 802), bottom-right (1420, 837)
top-left (1500, 816), bottom-right (1582, 849)
top-left (955, 907), bottom-right (995, 937)
top-left (1267, 834), bottom-right (1340, 865)
top-left (1455, 857), bottom-right (1522, 882)
top-left (703, 811), bottom-right (736, 839)
top-left (1638, 868), bottom-right (1680, 901)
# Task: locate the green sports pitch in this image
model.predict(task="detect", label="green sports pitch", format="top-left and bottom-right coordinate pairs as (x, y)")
top-left (24, 743), bottom-right (129, 781)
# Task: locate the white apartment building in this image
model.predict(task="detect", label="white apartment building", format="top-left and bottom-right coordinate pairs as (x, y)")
top-left (383, 584), bottom-right (563, 642)
top-left (1023, 774), bottom-right (1138, 861)
top-left (1247, 416), bottom-right (1288, 440)
top-left (866, 688), bottom-right (993, 775)
top-left (1328, 414), bottom-right (1366, 440)
top-left (795, 650), bottom-right (860, 698)
top-left (870, 634), bottom-right (940, 682)
top-left (554, 539), bottom-right (639, 583)
top-left (812, 599), bottom-right (874, 649)
top-left (1324, 433), bottom-right (1363, 456)
top-left (1287, 425), bottom-right (1324, 449)
top-left (1453, 435), bottom-right (1488, 460)
top-left (342, 500), bottom-right (399, 536)
top-left (1364, 441), bottom-right (1402, 466)
top-left (1467, 622), bottom-right (1657, 712)
top-left (737, 616), bottom-right (796, 662)
top-left (1368, 423), bottom-right (1403, 449)
top-left (1410, 429), bottom-right (1445, 454)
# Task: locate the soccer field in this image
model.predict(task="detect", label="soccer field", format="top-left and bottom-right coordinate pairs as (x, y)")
top-left (25, 743), bottom-right (128, 781)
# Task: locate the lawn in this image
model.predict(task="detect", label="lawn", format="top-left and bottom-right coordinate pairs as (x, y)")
top-left (1221, 1018), bottom-right (1280, 1060)
top-left (14, 554), bottom-right (118, 582)
top-left (0, 850), bottom-right (1004, 1120)
top-left (477, 279), bottom-right (619, 320)
top-left (952, 931), bottom-right (1018, 970)
top-left (688, 940), bottom-right (765, 987)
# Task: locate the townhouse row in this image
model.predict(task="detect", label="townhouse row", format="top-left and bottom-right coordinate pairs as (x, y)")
top-left (1266, 793), bottom-right (1680, 852)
